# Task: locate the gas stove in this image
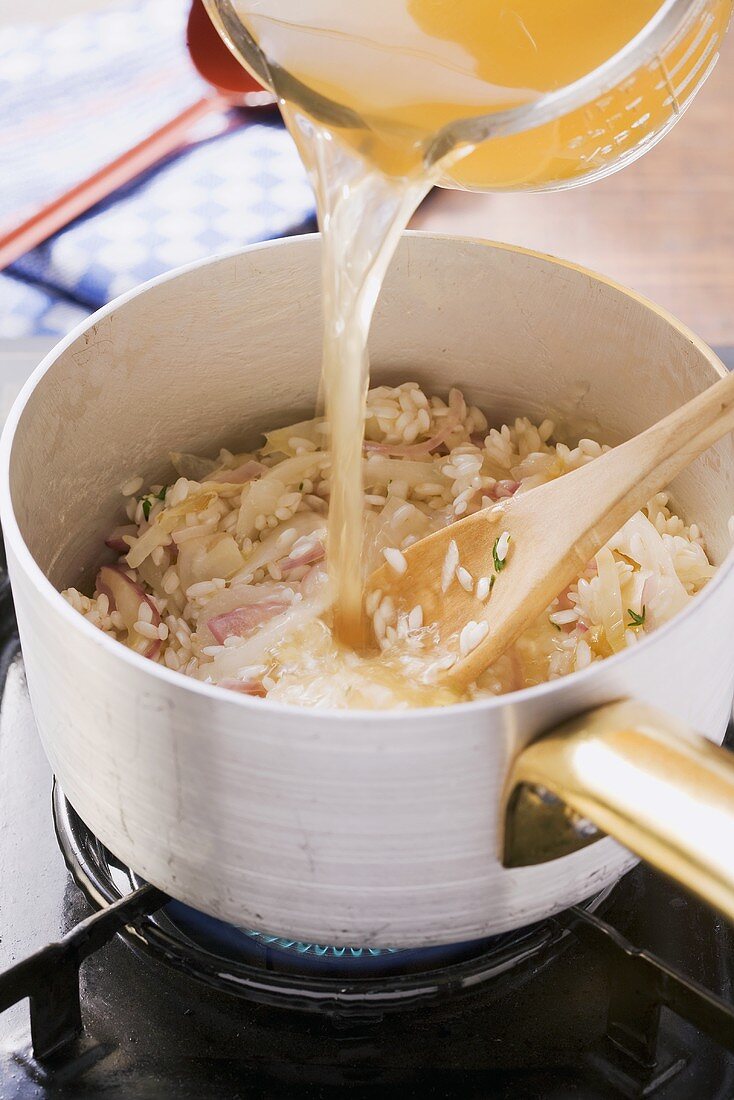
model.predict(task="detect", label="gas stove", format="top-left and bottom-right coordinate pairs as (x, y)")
top-left (0, 560), bottom-right (733, 1097)
top-left (1, 341), bottom-right (734, 1098)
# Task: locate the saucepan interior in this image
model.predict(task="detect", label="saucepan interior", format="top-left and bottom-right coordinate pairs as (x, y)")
top-left (10, 234), bottom-right (734, 595)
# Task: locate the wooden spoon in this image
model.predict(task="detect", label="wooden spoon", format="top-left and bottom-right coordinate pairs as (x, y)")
top-left (365, 368), bottom-right (734, 692)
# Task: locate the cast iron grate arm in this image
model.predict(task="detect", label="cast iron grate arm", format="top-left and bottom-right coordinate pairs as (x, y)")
top-left (0, 882), bottom-right (168, 1060)
top-left (557, 902), bottom-right (734, 1086)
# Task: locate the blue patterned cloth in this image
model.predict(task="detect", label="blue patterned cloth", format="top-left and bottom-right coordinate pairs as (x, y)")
top-left (0, 0), bottom-right (316, 338)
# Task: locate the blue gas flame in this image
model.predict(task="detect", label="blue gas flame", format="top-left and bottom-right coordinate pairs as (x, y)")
top-left (244, 929), bottom-right (399, 957)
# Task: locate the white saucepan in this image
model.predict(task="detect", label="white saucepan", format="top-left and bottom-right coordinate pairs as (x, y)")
top-left (2, 234), bottom-right (734, 947)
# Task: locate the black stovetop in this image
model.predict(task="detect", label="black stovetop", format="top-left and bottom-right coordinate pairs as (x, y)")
top-left (0, 566), bottom-right (734, 1098)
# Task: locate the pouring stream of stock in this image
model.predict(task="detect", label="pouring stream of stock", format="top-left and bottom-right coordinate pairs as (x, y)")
top-left (366, 367), bottom-right (734, 691)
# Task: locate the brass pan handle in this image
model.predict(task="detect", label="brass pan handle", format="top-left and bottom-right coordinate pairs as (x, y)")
top-left (503, 699), bottom-right (734, 922)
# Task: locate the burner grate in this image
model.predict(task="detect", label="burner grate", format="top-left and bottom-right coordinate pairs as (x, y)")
top-left (554, 903), bottom-right (734, 1090)
top-left (16, 783), bottom-right (727, 1093)
top-left (7, 799), bottom-right (734, 1095)
top-left (0, 883), bottom-right (167, 1060)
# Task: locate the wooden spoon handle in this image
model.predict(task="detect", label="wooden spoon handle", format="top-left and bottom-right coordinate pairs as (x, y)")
top-left (613, 364), bottom-right (734, 491)
top-left (449, 367), bottom-right (734, 690)
top-left (558, 366), bottom-right (734, 558)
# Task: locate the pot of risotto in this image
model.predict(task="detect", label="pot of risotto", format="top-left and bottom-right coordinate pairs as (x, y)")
top-left (2, 234), bottom-right (734, 946)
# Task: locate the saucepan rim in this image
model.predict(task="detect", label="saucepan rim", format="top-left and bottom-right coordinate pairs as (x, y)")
top-left (1, 232), bottom-right (731, 722)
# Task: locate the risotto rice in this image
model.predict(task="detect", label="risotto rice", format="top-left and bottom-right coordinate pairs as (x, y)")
top-left (62, 383), bottom-right (715, 708)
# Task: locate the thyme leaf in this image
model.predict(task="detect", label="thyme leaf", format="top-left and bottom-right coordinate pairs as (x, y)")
top-left (492, 536), bottom-right (510, 573)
